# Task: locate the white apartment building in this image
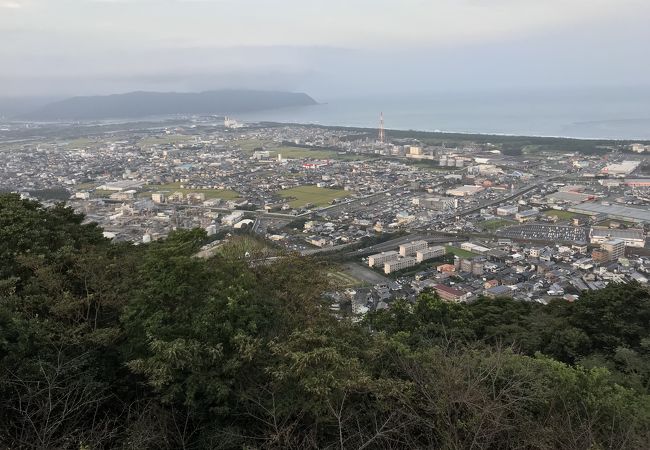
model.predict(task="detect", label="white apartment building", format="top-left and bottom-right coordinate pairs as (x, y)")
top-left (399, 240), bottom-right (428, 257)
top-left (416, 246), bottom-right (446, 263)
top-left (384, 257), bottom-right (418, 274)
top-left (368, 251), bottom-right (399, 268)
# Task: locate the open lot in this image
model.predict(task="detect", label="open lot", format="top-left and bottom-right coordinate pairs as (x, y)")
top-left (327, 270), bottom-right (364, 288)
top-left (480, 219), bottom-right (515, 232)
top-left (444, 245), bottom-right (479, 258)
top-left (279, 185), bottom-right (350, 207)
top-left (542, 210), bottom-right (584, 221)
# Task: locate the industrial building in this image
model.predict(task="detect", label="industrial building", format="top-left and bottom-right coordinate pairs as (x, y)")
top-left (601, 161), bottom-right (640, 176)
top-left (515, 209), bottom-right (539, 223)
top-left (590, 227), bottom-right (646, 248)
top-left (496, 205), bottom-right (518, 216)
top-left (446, 185), bottom-right (484, 197)
top-left (461, 242), bottom-right (491, 254)
top-left (570, 203), bottom-right (650, 224)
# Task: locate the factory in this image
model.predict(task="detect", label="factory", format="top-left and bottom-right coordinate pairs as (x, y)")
top-left (570, 202), bottom-right (650, 224)
top-left (590, 227), bottom-right (646, 248)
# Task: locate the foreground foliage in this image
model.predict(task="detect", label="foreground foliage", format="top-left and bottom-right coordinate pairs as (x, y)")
top-left (0, 194), bottom-right (649, 449)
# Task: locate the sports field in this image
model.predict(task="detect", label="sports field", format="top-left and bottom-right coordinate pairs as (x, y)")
top-left (279, 185), bottom-right (350, 208)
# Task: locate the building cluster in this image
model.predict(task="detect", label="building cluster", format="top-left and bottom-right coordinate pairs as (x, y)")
top-left (1, 118), bottom-right (648, 315)
top-left (369, 240), bottom-right (447, 274)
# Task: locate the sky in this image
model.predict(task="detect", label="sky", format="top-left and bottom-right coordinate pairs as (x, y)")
top-left (1, 0), bottom-right (650, 98)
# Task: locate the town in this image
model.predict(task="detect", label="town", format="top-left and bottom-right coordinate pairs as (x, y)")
top-left (2, 117), bottom-right (649, 316)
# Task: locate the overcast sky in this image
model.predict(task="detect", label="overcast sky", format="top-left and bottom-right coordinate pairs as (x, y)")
top-left (2, 0), bottom-right (649, 97)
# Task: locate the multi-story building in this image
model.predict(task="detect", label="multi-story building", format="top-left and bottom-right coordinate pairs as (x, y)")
top-left (601, 239), bottom-right (626, 262)
top-left (368, 251), bottom-right (399, 268)
top-left (460, 258), bottom-right (474, 273)
top-left (434, 284), bottom-right (470, 302)
top-left (515, 209), bottom-right (539, 223)
top-left (496, 205), bottom-right (518, 216)
top-left (591, 248), bottom-right (609, 263)
top-left (384, 256), bottom-right (417, 274)
top-left (151, 192), bottom-right (166, 204)
top-left (399, 240), bottom-right (428, 257)
top-left (416, 246), bottom-right (446, 263)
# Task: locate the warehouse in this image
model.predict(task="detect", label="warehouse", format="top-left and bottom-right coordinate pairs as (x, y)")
top-left (590, 227), bottom-right (646, 248)
top-left (570, 203), bottom-right (650, 224)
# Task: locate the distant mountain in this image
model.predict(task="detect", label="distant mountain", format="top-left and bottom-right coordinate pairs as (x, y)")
top-left (0, 96), bottom-right (61, 119)
top-left (21, 90), bottom-right (318, 121)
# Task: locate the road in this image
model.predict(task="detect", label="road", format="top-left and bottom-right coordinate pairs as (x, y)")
top-left (451, 175), bottom-right (562, 218)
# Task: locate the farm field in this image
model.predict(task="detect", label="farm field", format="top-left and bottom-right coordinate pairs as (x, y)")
top-left (279, 185), bottom-right (350, 208)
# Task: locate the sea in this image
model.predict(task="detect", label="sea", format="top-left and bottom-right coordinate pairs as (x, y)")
top-left (237, 88), bottom-right (650, 140)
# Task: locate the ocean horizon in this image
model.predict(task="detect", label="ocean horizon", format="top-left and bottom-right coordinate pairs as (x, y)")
top-left (238, 88), bottom-right (650, 140)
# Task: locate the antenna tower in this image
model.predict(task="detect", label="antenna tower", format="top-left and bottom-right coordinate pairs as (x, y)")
top-left (378, 112), bottom-right (385, 143)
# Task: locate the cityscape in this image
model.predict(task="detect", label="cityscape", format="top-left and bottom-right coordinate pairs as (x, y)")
top-left (2, 116), bottom-right (649, 316)
top-left (2, 0), bottom-right (650, 447)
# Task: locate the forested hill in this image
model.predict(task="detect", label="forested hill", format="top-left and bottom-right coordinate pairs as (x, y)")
top-left (20, 89), bottom-right (317, 121)
top-left (0, 193), bottom-right (649, 449)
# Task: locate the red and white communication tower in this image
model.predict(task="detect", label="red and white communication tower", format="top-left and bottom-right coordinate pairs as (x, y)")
top-left (378, 112), bottom-right (385, 143)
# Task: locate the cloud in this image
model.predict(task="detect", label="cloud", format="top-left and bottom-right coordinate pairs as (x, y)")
top-left (1, 1), bottom-right (23, 8)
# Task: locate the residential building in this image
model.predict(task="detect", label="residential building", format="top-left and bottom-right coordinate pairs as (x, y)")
top-left (415, 245), bottom-right (446, 262)
top-left (434, 284), bottom-right (470, 302)
top-left (368, 251), bottom-right (399, 268)
top-left (601, 239), bottom-right (626, 262)
top-left (399, 240), bottom-right (428, 257)
top-left (384, 257), bottom-right (418, 274)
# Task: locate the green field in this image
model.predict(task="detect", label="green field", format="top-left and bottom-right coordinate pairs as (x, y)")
top-left (233, 139), bottom-right (270, 154)
top-left (237, 141), bottom-right (370, 161)
top-left (444, 245), bottom-right (479, 258)
top-left (480, 219), bottom-right (515, 232)
top-left (76, 182), bottom-right (98, 190)
top-left (139, 135), bottom-right (196, 147)
top-left (542, 210), bottom-right (583, 221)
top-left (327, 270), bottom-right (363, 288)
top-left (63, 137), bottom-right (95, 148)
top-left (143, 182), bottom-right (240, 200)
top-left (279, 185), bottom-right (350, 208)
top-left (273, 147), bottom-right (370, 161)
top-left (596, 218), bottom-right (637, 228)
